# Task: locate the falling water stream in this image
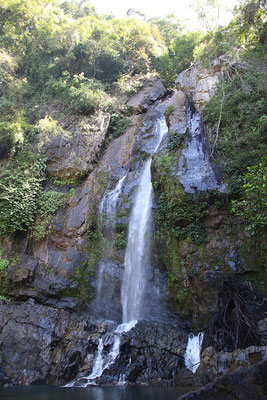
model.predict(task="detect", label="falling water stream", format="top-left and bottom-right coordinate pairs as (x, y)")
top-left (184, 332), bottom-right (204, 373)
top-left (121, 117), bottom-right (168, 323)
top-left (99, 176), bottom-right (126, 234)
top-left (71, 115), bottom-right (168, 387)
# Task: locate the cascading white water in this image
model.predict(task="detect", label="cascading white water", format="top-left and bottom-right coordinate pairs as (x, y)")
top-left (99, 176), bottom-right (126, 231)
top-left (86, 338), bottom-right (104, 381)
top-left (64, 338), bottom-right (105, 387)
top-left (184, 332), bottom-right (204, 373)
top-left (94, 176), bottom-right (126, 318)
top-left (121, 117), bottom-right (168, 323)
top-left (74, 320), bottom-right (137, 387)
top-left (66, 115), bottom-right (167, 388)
top-left (178, 110), bottom-right (226, 193)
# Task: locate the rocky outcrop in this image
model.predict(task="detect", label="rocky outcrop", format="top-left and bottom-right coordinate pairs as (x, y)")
top-left (43, 111), bottom-right (110, 181)
top-left (126, 73), bottom-right (166, 113)
top-left (0, 76), bottom-right (174, 388)
top-left (180, 360), bottom-right (267, 400)
top-left (151, 61), bottom-right (266, 331)
top-left (175, 56), bottom-right (230, 111)
top-left (69, 320), bottom-right (186, 387)
top-left (0, 300), bottom-right (186, 387)
top-left (0, 300), bottom-right (110, 386)
top-left (198, 345), bottom-right (267, 380)
top-left (0, 64), bottom-right (265, 390)
top-left (163, 89), bottom-right (226, 194)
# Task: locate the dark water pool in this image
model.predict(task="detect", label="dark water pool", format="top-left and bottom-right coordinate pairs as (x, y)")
top-left (0, 385), bottom-right (192, 400)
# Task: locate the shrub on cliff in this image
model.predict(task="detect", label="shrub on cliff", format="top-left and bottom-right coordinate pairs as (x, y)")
top-left (231, 157), bottom-right (267, 236)
top-left (0, 156), bottom-right (46, 236)
top-left (0, 112), bottom-right (30, 158)
top-left (51, 72), bottom-right (113, 114)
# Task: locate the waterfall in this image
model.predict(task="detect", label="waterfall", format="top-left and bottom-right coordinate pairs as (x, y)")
top-left (178, 109), bottom-right (226, 193)
top-left (185, 332), bottom-right (204, 373)
top-left (85, 338), bottom-right (104, 381)
top-left (67, 115), bottom-right (168, 388)
top-left (69, 320), bottom-right (137, 387)
top-left (121, 116), bottom-right (168, 323)
top-left (99, 176), bottom-right (126, 234)
top-left (93, 176), bottom-right (126, 319)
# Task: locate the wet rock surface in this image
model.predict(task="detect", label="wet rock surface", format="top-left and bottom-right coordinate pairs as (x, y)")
top-left (126, 74), bottom-right (166, 113)
top-left (180, 360), bottom-right (267, 400)
top-left (0, 300), bottom-right (186, 388)
top-left (0, 301), bottom-right (93, 386)
top-left (71, 320), bottom-right (187, 386)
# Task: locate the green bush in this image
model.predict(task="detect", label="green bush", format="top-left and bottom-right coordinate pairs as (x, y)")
top-left (114, 231), bottom-right (127, 250)
top-left (153, 153), bottom-right (208, 244)
top-left (0, 250), bottom-right (10, 271)
top-left (108, 113), bottom-right (132, 138)
top-left (164, 105), bottom-right (174, 126)
top-left (157, 32), bottom-right (201, 87)
top-left (31, 191), bottom-right (67, 240)
top-left (0, 112), bottom-right (30, 158)
top-left (114, 74), bottom-right (143, 95)
top-left (0, 156), bottom-right (46, 237)
top-left (168, 131), bottom-right (185, 150)
top-left (51, 72), bottom-right (112, 114)
top-left (0, 250), bottom-right (11, 301)
top-left (203, 62), bottom-right (267, 196)
top-left (231, 158), bottom-right (267, 235)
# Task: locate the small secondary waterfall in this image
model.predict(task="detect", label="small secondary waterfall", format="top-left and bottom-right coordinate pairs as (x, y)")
top-left (185, 332), bottom-right (204, 373)
top-left (121, 117), bottom-right (168, 323)
top-left (99, 176), bottom-right (126, 235)
top-left (178, 107), bottom-right (226, 193)
top-left (93, 176), bottom-right (126, 318)
top-left (67, 320), bottom-right (137, 387)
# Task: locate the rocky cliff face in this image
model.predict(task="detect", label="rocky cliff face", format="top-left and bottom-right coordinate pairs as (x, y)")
top-left (0, 68), bottom-right (265, 388)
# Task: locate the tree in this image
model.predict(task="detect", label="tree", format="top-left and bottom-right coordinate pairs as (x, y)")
top-left (190, 0), bottom-right (222, 32)
top-left (156, 32), bottom-right (201, 87)
top-left (149, 14), bottom-right (184, 46)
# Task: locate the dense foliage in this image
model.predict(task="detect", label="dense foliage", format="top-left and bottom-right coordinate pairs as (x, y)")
top-left (0, 0), bottom-right (266, 241)
top-left (0, 156), bottom-right (46, 236)
top-left (200, 0), bottom-right (267, 236)
top-left (153, 153), bottom-right (209, 244)
top-left (231, 158), bottom-right (267, 235)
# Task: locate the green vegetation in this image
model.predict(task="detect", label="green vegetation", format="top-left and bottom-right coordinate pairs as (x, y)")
top-left (0, 156), bottom-right (47, 236)
top-left (36, 115), bottom-right (72, 144)
top-left (167, 131), bottom-right (185, 150)
top-left (51, 72), bottom-right (112, 114)
top-left (157, 32), bottom-right (202, 87)
top-left (107, 113), bottom-right (132, 138)
top-left (0, 112), bottom-right (31, 158)
top-left (203, 65), bottom-right (266, 189)
top-left (200, 0), bottom-right (267, 238)
top-left (152, 153), bottom-right (208, 244)
top-left (164, 105), bottom-right (175, 127)
top-left (193, 0), bottom-right (266, 65)
top-left (114, 231), bottom-right (127, 250)
top-left (231, 158), bottom-right (266, 235)
top-left (0, 250), bottom-right (10, 271)
top-left (31, 191), bottom-right (67, 240)
top-left (0, 150), bottom-right (69, 239)
top-left (0, 250), bottom-right (11, 301)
